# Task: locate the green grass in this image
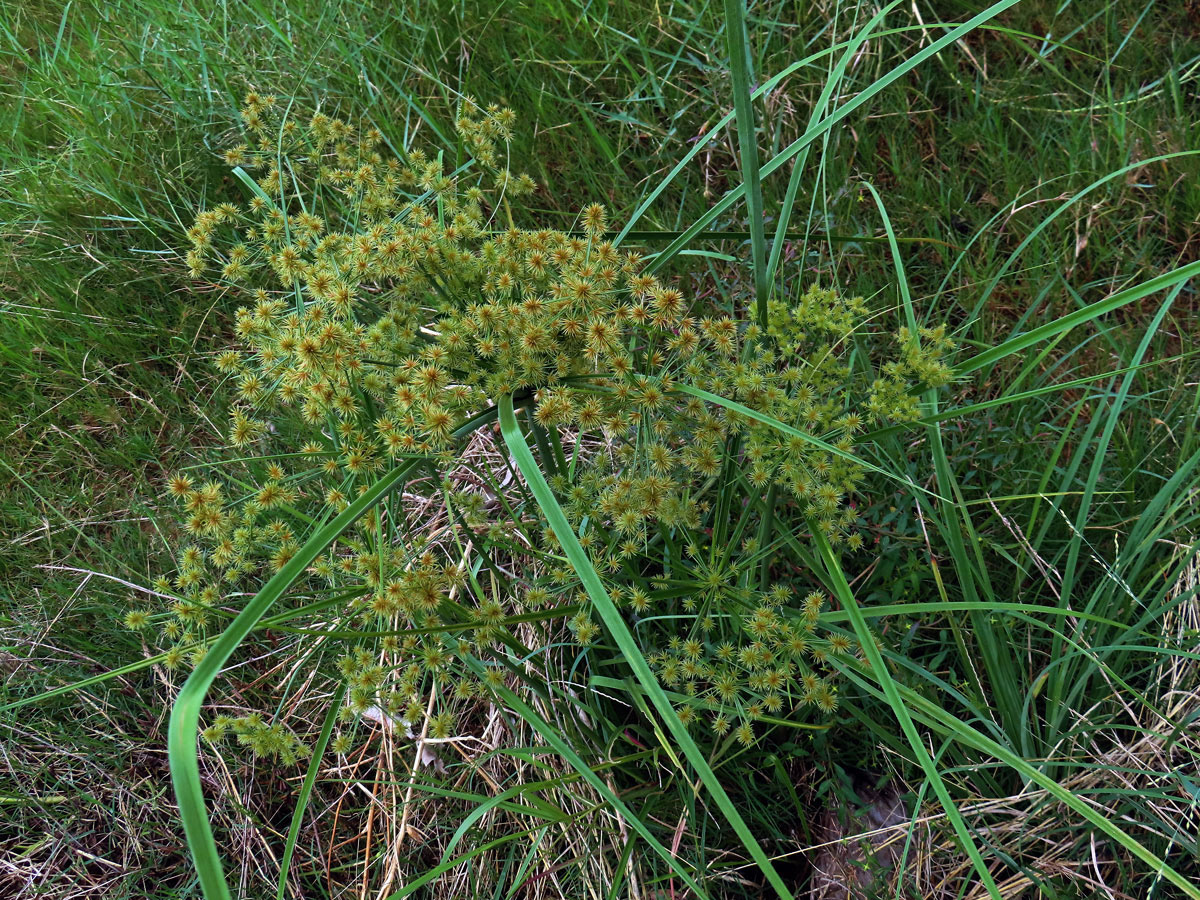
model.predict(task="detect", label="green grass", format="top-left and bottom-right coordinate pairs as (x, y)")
top-left (3, 1), bottom-right (1200, 898)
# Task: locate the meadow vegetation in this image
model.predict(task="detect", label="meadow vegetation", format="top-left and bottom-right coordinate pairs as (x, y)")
top-left (2, 1), bottom-right (1199, 898)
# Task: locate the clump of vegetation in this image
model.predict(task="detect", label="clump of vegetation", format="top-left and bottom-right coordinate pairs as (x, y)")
top-left (10, 5), bottom-right (1197, 899)
top-left (149, 93), bottom-right (954, 760)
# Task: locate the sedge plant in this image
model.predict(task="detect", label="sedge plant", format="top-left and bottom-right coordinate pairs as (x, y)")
top-left (156, 92), bottom-right (955, 898)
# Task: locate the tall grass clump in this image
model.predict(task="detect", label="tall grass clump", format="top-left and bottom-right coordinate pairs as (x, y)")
top-left (166, 79), bottom-right (1200, 900)
top-left (158, 85), bottom-right (965, 899)
top-left (162, 0), bottom-right (1200, 894)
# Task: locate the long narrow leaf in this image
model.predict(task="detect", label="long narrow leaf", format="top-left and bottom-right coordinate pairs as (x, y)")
top-left (498, 395), bottom-right (797, 899)
top-left (862, 181), bottom-right (1021, 741)
top-left (276, 683), bottom-right (346, 900)
top-left (956, 259), bottom-right (1200, 376)
top-left (646, 0), bottom-right (1021, 274)
top-left (832, 660), bottom-right (1200, 899)
top-left (766, 3), bottom-right (903, 288)
top-left (723, 0), bottom-right (768, 324)
top-left (169, 460), bottom-right (422, 900)
top-left (614, 20), bottom-right (1074, 247)
top-left (674, 383), bottom-right (941, 500)
top-left (811, 527), bottom-right (1003, 900)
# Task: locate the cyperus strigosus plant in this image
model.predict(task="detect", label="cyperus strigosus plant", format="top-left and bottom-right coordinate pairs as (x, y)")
top-left (160, 93), bottom-right (953, 899)
top-left (159, 2), bottom-right (1200, 896)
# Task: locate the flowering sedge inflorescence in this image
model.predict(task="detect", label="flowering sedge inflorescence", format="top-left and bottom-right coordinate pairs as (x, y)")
top-left (143, 93), bottom-right (954, 756)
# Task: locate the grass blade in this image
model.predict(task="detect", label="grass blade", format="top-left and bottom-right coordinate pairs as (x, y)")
top-left (956, 259), bottom-right (1200, 377)
top-left (832, 657), bottom-right (1200, 899)
top-left (1044, 286), bottom-right (1181, 736)
top-left (276, 683), bottom-right (346, 900)
top-left (811, 526), bottom-right (1003, 900)
top-left (861, 181), bottom-right (1022, 741)
top-left (765, 3), bottom-right (902, 288)
top-left (646, 0), bottom-right (1022, 275)
top-left (673, 383), bottom-right (940, 500)
top-left (722, 0), bottom-right (767, 324)
top-left (169, 460), bottom-right (422, 900)
top-left (498, 394), bottom-right (796, 899)
top-left (965, 150), bottom-right (1200, 318)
